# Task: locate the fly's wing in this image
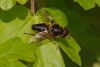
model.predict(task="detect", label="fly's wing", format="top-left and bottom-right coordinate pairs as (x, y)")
top-left (28, 31), bottom-right (49, 44)
top-left (41, 8), bottom-right (55, 23)
top-left (28, 33), bottom-right (43, 43)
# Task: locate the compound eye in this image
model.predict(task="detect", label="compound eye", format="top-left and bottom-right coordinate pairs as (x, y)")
top-left (61, 27), bottom-right (70, 38)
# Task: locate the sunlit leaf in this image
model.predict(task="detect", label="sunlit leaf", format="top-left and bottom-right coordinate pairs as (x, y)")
top-left (0, 37), bottom-right (36, 67)
top-left (0, 5), bottom-right (67, 67)
top-left (36, 8), bottom-right (68, 27)
top-left (0, 0), bottom-right (27, 10)
top-left (17, 0), bottom-right (28, 4)
top-left (74, 0), bottom-right (95, 10)
top-left (0, 58), bottom-right (27, 67)
top-left (30, 7), bottom-right (81, 66)
top-left (95, 0), bottom-right (100, 7)
top-left (54, 38), bottom-right (81, 66)
top-left (0, 5), bottom-right (34, 44)
top-left (74, 0), bottom-right (100, 10)
top-left (34, 42), bottom-right (65, 67)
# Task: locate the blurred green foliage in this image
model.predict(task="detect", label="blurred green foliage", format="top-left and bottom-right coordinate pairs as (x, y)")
top-left (0, 0), bottom-right (100, 67)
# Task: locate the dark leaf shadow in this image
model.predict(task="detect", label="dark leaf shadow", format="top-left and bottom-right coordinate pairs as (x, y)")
top-left (0, 5), bottom-right (29, 23)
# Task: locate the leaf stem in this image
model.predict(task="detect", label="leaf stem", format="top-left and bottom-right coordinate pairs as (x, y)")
top-left (31, 0), bottom-right (35, 14)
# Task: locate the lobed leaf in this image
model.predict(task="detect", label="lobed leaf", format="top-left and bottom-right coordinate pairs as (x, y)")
top-left (0, 5), bottom-right (34, 44)
top-left (34, 42), bottom-right (65, 67)
top-left (95, 0), bottom-right (100, 7)
top-left (36, 8), bottom-right (68, 27)
top-left (54, 38), bottom-right (82, 66)
top-left (0, 0), bottom-right (27, 10)
top-left (0, 5), bottom-right (67, 67)
top-left (74, 0), bottom-right (100, 10)
top-left (35, 7), bottom-right (81, 66)
top-left (74, 0), bottom-right (95, 10)
top-left (0, 37), bottom-right (36, 67)
top-left (35, 7), bottom-right (82, 66)
top-left (17, 0), bottom-right (28, 4)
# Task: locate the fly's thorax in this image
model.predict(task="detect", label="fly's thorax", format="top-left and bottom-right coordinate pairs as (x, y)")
top-left (49, 24), bottom-right (64, 37)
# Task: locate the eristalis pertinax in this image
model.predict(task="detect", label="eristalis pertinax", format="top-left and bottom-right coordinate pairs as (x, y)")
top-left (24, 8), bottom-right (70, 44)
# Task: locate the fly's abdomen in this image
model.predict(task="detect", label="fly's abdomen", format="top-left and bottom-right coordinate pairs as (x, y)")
top-left (31, 23), bottom-right (49, 32)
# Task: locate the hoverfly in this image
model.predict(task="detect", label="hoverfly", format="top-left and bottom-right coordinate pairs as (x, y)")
top-left (25, 8), bottom-right (70, 44)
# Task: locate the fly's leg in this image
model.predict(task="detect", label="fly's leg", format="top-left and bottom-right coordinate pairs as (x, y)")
top-left (66, 34), bottom-right (71, 39)
top-left (24, 32), bottom-right (34, 35)
top-left (68, 35), bottom-right (70, 39)
top-left (50, 38), bottom-right (59, 50)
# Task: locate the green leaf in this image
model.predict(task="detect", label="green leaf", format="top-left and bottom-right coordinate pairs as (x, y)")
top-left (36, 8), bottom-right (68, 27)
top-left (0, 0), bottom-right (28, 10)
top-left (33, 7), bottom-right (81, 66)
top-left (74, 0), bottom-right (100, 10)
top-left (17, 0), bottom-right (28, 4)
top-left (0, 37), bottom-right (36, 67)
top-left (0, 58), bottom-right (27, 67)
top-left (0, 0), bottom-right (16, 10)
top-left (95, 0), bottom-right (100, 7)
top-left (30, 8), bottom-right (68, 67)
top-left (54, 38), bottom-right (82, 66)
top-left (34, 42), bottom-right (65, 67)
top-left (0, 5), bottom-right (34, 44)
top-left (74, 0), bottom-right (95, 10)
top-left (0, 5), bottom-right (66, 67)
